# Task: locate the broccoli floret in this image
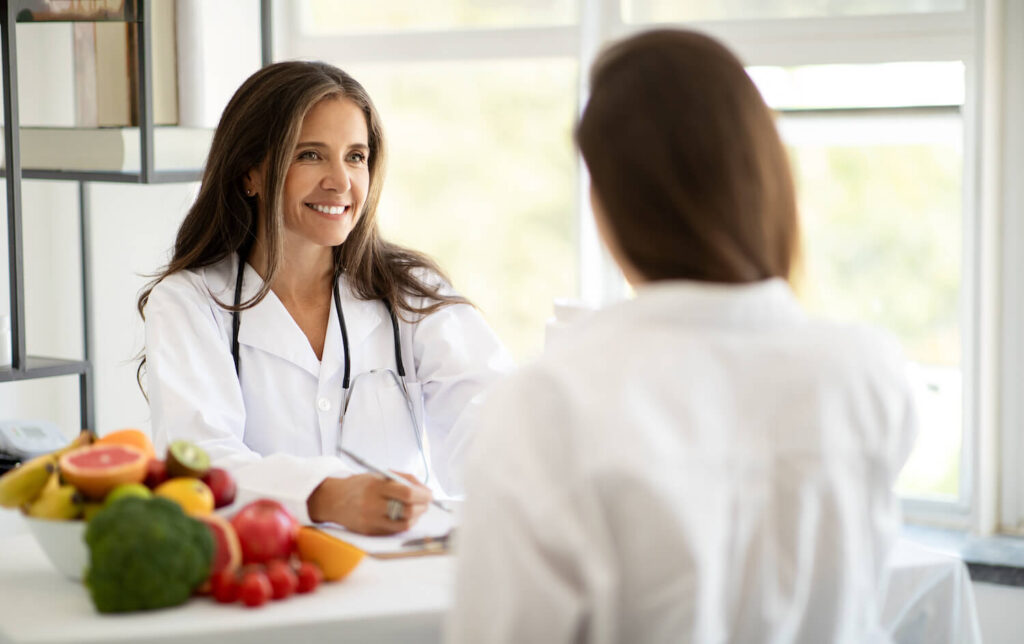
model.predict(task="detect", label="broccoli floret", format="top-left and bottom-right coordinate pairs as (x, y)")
top-left (84, 496), bottom-right (214, 613)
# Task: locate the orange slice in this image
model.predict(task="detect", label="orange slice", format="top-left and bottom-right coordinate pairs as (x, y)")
top-left (295, 526), bottom-right (365, 581)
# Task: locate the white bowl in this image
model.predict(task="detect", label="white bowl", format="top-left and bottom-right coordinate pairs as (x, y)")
top-left (23, 516), bottom-right (88, 581)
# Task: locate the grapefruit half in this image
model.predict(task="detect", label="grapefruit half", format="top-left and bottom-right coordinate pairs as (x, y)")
top-left (196, 514), bottom-right (242, 593)
top-left (59, 444), bottom-right (148, 500)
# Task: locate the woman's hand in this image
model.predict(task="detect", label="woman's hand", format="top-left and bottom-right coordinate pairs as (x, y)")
top-left (306, 472), bottom-right (432, 535)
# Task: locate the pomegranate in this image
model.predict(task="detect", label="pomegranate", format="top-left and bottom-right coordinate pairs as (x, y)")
top-left (230, 499), bottom-right (299, 564)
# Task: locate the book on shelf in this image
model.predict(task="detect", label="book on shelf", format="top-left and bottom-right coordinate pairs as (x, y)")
top-left (71, 0), bottom-right (178, 127)
top-left (0, 126), bottom-right (212, 173)
top-left (15, 0), bottom-right (137, 22)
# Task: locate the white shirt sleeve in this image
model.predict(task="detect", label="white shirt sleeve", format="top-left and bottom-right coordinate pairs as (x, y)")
top-left (144, 274), bottom-right (351, 524)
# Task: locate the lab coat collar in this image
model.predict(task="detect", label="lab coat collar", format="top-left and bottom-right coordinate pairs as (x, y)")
top-left (324, 280), bottom-right (385, 381)
top-left (202, 254), bottom-right (384, 378)
top-left (626, 277), bottom-right (806, 330)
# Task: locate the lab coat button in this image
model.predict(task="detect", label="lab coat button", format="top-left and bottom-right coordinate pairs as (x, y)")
top-left (317, 397), bottom-right (331, 412)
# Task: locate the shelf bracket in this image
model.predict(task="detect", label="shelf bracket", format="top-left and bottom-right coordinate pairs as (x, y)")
top-left (1, 0), bottom-right (26, 372)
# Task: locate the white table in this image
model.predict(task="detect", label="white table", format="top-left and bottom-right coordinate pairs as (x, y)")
top-left (0, 521), bottom-right (451, 644)
top-left (882, 539), bottom-right (983, 644)
top-left (0, 515), bottom-right (981, 644)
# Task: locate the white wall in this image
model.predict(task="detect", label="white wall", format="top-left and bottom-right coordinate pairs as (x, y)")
top-left (973, 582), bottom-right (1024, 643)
top-left (87, 181), bottom-right (198, 433)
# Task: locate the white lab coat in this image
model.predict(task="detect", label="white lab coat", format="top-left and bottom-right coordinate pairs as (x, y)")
top-left (449, 279), bottom-right (917, 644)
top-left (144, 253), bottom-right (512, 523)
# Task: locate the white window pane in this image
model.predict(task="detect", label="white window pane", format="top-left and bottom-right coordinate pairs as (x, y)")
top-left (342, 60), bottom-right (578, 361)
top-left (786, 116), bottom-right (963, 500)
top-left (624, 0), bottom-right (965, 23)
top-left (763, 60), bottom-right (966, 502)
top-left (749, 62), bottom-right (965, 110)
top-left (301, 0), bottom-right (578, 33)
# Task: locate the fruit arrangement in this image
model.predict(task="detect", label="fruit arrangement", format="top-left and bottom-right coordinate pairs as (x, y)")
top-left (207, 498), bottom-right (365, 608)
top-left (0, 429), bottom-right (237, 520)
top-left (0, 429), bottom-right (365, 613)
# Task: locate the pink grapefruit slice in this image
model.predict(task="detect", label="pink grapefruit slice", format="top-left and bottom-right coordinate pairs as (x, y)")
top-left (196, 514), bottom-right (242, 593)
top-left (59, 444), bottom-right (148, 500)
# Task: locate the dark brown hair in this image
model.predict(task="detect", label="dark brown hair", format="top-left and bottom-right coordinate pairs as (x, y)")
top-left (137, 61), bottom-right (466, 387)
top-left (576, 29), bottom-right (799, 283)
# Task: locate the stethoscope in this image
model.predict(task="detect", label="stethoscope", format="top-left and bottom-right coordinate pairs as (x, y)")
top-left (229, 253), bottom-right (430, 482)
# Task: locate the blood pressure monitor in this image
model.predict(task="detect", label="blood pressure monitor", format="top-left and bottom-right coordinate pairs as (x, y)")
top-left (0, 420), bottom-right (69, 460)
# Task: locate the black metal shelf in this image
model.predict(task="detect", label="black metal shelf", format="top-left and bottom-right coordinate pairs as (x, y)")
top-left (0, 357), bottom-right (94, 430)
top-left (0, 356), bottom-right (90, 382)
top-left (1, 0), bottom-right (272, 431)
top-left (0, 168), bottom-right (202, 183)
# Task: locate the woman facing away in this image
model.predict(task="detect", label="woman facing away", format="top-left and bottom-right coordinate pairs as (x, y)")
top-left (138, 61), bottom-right (511, 535)
top-left (449, 30), bottom-right (917, 643)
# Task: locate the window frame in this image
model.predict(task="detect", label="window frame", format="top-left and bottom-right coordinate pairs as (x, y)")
top-left (278, 0), bottom-right (1023, 533)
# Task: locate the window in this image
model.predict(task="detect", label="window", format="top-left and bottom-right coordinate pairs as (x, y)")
top-left (283, 1), bottom-right (582, 362)
top-left (343, 60), bottom-right (578, 358)
top-left (300, 0), bottom-right (577, 31)
top-left (623, 0), bottom-right (965, 22)
top-left (281, 0), bottom-right (1015, 529)
top-left (751, 62), bottom-right (966, 501)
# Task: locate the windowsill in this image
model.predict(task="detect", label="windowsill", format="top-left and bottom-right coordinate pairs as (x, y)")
top-left (903, 524), bottom-right (1024, 587)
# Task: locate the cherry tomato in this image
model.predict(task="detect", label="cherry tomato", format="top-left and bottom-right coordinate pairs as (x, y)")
top-left (211, 569), bottom-right (240, 604)
top-left (266, 559), bottom-right (298, 600)
top-left (295, 561), bottom-right (323, 593)
top-left (239, 570), bottom-right (273, 607)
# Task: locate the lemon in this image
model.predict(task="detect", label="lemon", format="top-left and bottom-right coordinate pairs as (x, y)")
top-left (154, 478), bottom-right (215, 516)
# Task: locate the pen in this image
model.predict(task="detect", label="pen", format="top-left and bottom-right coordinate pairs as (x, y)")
top-left (339, 447), bottom-right (452, 513)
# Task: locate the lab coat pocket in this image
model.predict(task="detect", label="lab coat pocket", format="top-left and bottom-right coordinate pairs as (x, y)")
top-left (339, 370), bottom-right (428, 482)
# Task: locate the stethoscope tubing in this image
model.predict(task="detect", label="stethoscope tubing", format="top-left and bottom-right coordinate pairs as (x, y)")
top-left (230, 254), bottom-right (407, 384)
top-left (229, 252), bottom-right (429, 484)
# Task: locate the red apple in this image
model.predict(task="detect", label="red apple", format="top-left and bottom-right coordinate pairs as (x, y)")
top-left (143, 458), bottom-right (168, 489)
top-left (202, 467), bottom-right (237, 508)
top-left (230, 499), bottom-right (299, 564)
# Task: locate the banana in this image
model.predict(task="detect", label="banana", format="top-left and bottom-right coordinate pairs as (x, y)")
top-left (35, 469), bottom-right (61, 499)
top-left (24, 483), bottom-right (84, 520)
top-left (0, 430), bottom-right (93, 509)
top-left (0, 454), bottom-right (56, 508)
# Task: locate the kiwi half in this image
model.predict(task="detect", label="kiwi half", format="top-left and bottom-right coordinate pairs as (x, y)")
top-left (166, 440), bottom-right (211, 478)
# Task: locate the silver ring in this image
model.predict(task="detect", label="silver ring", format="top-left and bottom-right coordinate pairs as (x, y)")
top-left (386, 499), bottom-right (405, 521)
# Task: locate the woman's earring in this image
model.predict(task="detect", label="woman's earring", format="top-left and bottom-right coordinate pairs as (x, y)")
top-left (245, 188), bottom-right (254, 197)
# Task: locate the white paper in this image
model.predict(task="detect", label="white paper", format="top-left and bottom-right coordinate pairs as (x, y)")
top-left (318, 502), bottom-right (458, 556)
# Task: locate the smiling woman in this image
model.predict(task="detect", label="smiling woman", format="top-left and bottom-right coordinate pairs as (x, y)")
top-left (135, 61), bottom-right (512, 536)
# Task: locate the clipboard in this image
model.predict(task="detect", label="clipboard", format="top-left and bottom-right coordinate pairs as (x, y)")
top-left (318, 502), bottom-right (456, 559)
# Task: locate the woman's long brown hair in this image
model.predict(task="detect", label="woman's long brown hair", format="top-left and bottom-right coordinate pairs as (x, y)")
top-left (137, 61), bottom-right (467, 391)
top-left (577, 29), bottom-right (799, 284)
